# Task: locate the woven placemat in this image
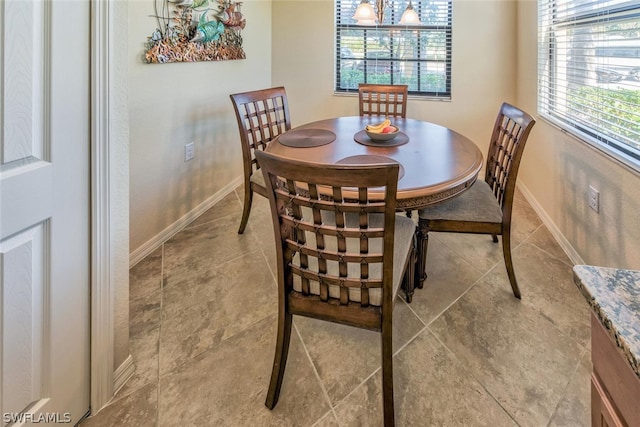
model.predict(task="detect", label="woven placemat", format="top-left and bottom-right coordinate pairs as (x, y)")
top-left (278, 129), bottom-right (336, 148)
top-left (336, 155), bottom-right (405, 180)
top-left (353, 130), bottom-right (409, 147)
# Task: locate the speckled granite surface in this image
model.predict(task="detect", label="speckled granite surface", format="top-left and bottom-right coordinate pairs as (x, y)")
top-left (573, 265), bottom-right (640, 380)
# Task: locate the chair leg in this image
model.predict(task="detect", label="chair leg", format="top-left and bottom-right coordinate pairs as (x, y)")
top-left (492, 234), bottom-right (498, 243)
top-left (501, 230), bottom-right (521, 299)
top-left (238, 184), bottom-right (254, 234)
top-left (402, 235), bottom-right (417, 303)
top-left (415, 227), bottom-right (429, 289)
top-left (381, 320), bottom-right (395, 427)
top-left (265, 312), bottom-right (293, 409)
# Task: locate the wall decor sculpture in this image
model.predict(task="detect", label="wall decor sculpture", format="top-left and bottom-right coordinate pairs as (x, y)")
top-left (145, 0), bottom-right (246, 64)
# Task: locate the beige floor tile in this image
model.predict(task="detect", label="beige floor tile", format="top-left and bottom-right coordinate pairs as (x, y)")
top-left (158, 315), bottom-right (330, 426)
top-left (549, 349), bottom-right (592, 427)
top-left (130, 247), bottom-right (163, 301)
top-left (334, 330), bottom-right (518, 426)
top-left (81, 383), bottom-right (157, 427)
top-left (512, 242), bottom-right (591, 347)
top-left (159, 252), bottom-right (277, 374)
top-left (115, 289), bottom-right (161, 400)
top-left (433, 232), bottom-right (507, 277)
top-left (428, 276), bottom-right (586, 426)
top-left (313, 410), bottom-right (340, 427)
top-left (186, 191), bottom-right (242, 229)
top-left (526, 224), bottom-right (574, 266)
top-left (511, 188), bottom-right (544, 243)
top-left (162, 214), bottom-right (261, 288)
top-left (246, 195), bottom-right (278, 275)
top-left (409, 236), bottom-right (485, 325)
top-left (293, 300), bottom-right (425, 405)
top-left (84, 186), bottom-right (592, 427)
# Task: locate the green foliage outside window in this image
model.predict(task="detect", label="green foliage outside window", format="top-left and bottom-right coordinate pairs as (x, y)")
top-left (568, 87), bottom-right (640, 151)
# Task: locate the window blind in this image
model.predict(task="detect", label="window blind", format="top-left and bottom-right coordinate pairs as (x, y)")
top-left (335, 0), bottom-right (452, 98)
top-left (538, 0), bottom-right (640, 167)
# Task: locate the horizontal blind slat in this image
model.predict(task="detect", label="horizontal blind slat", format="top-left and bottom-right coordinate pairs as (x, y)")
top-left (538, 0), bottom-right (640, 165)
top-left (336, 0), bottom-right (452, 97)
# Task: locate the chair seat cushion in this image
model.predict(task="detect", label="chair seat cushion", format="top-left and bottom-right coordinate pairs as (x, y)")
top-left (292, 212), bottom-right (415, 306)
top-left (418, 179), bottom-right (503, 223)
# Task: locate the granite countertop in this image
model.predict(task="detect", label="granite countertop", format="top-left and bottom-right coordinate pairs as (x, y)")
top-left (573, 265), bottom-right (640, 380)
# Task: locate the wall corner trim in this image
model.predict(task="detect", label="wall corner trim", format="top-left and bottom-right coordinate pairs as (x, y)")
top-left (90, 0), bottom-right (115, 414)
top-left (113, 355), bottom-right (135, 395)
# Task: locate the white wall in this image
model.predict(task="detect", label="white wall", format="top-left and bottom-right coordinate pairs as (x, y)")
top-left (128, 0), bottom-right (273, 254)
top-left (272, 0), bottom-right (518, 162)
top-left (516, 0), bottom-right (640, 270)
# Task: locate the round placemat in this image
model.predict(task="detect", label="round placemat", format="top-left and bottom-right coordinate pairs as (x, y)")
top-left (336, 155), bottom-right (405, 180)
top-left (353, 130), bottom-right (409, 147)
top-left (278, 129), bottom-right (336, 148)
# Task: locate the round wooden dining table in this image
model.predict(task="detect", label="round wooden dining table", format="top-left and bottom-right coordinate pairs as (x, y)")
top-left (265, 116), bottom-right (483, 211)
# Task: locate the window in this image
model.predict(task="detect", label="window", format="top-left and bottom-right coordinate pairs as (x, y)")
top-left (538, 0), bottom-right (640, 168)
top-left (335, 0), bottom-right (452, 98)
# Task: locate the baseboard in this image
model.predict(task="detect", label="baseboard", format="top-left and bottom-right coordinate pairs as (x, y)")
top-left (517, 182), bottom-right (585, 266)
top-left (129, 176), bottom-right (244, 268)
top-left (113, 355), bottom-right (134, 395)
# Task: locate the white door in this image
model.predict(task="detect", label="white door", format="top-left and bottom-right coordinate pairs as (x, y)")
top-left (0, 0), bottom-right (90, 424)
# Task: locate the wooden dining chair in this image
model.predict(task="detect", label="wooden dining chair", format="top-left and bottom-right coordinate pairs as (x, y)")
top-left (416, 102), bottom-right (536, 298)
top-left (358, 83), bottom-right (409, 118)
top-left (229, 87), bottom-right (291, 234)
top-left (256, 150), bottom-right (416, 427)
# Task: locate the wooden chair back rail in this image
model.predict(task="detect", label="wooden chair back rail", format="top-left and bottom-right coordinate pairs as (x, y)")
top-left (281, 216), bottom-right (385, 238)
top-left (366, 93), bottom-right (400, 114)
top-left (267, 159), bottom-right (399, 286)
top-left (487, 116), bottom-right (520, 207)
top-left (241, 101), bottom-right (288, 170)
top-left (287, 292), bottom-right (382, 331)
top-left (485, 106), bottom-right (535, 216)
top-left (286, 243), bottom-right (385, 264)
top-left (291, 266), bottom-right (383, 306)
top-left (290, 266), bottom-right (384, 289)
top-left (230, 86), bottom-right (291, 234)
top-left (276, 190), bottom-right (387, 214)
top-left (358, 84), bottom-right (409, 118)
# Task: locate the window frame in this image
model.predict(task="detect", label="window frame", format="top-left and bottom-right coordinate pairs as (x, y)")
top-left (334, 0), bottom-right (452, 99)
top-left (537, 0), bottom-right (640, 171)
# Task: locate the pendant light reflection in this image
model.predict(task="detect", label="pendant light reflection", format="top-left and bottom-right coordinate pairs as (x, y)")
top-left (353, 0), bottom-right (421, 26)
top-left (353, 0), bottom-right (377, 25)
top-left (399, 1), bottom-right (420, 25)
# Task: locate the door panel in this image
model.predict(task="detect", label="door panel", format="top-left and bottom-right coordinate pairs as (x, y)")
top-left (1, 224), bottom-right (48, 416)
top-left (1, 0), bottom-right (90, 424)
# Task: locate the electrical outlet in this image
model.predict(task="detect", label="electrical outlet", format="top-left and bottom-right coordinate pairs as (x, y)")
top-left (588, 185), bottom-right (599, 213)
top-left (185, 142), bottom-right (195, 162)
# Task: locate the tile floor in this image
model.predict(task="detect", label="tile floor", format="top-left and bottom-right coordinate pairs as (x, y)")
top-left (81, 186), bottom-right (592, 426)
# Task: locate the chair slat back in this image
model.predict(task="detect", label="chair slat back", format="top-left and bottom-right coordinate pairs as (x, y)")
top-left (485, 102), bottom-right (536, 211)
top-left (358, 84), bottom-right (408, 118)
top-left (230, 87), bottom-right (291, 175)
top-left (256, 151), bottom-right (400, 313)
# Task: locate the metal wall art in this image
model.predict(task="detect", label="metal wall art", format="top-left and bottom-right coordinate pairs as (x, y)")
top-left (145, 0), bottom-right (246, 64)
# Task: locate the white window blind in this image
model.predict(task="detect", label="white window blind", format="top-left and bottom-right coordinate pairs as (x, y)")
top-left (335, 0), bottom-right (452, 98)
top-left (538, 0), bottom-right (640, 167)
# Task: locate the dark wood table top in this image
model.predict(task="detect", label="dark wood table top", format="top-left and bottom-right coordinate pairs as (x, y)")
top-left (266, 116), bottom-right (483, 210)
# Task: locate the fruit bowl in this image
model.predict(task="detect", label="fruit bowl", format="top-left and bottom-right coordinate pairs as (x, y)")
top-left (365, 125), bottom-right (400, 142)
